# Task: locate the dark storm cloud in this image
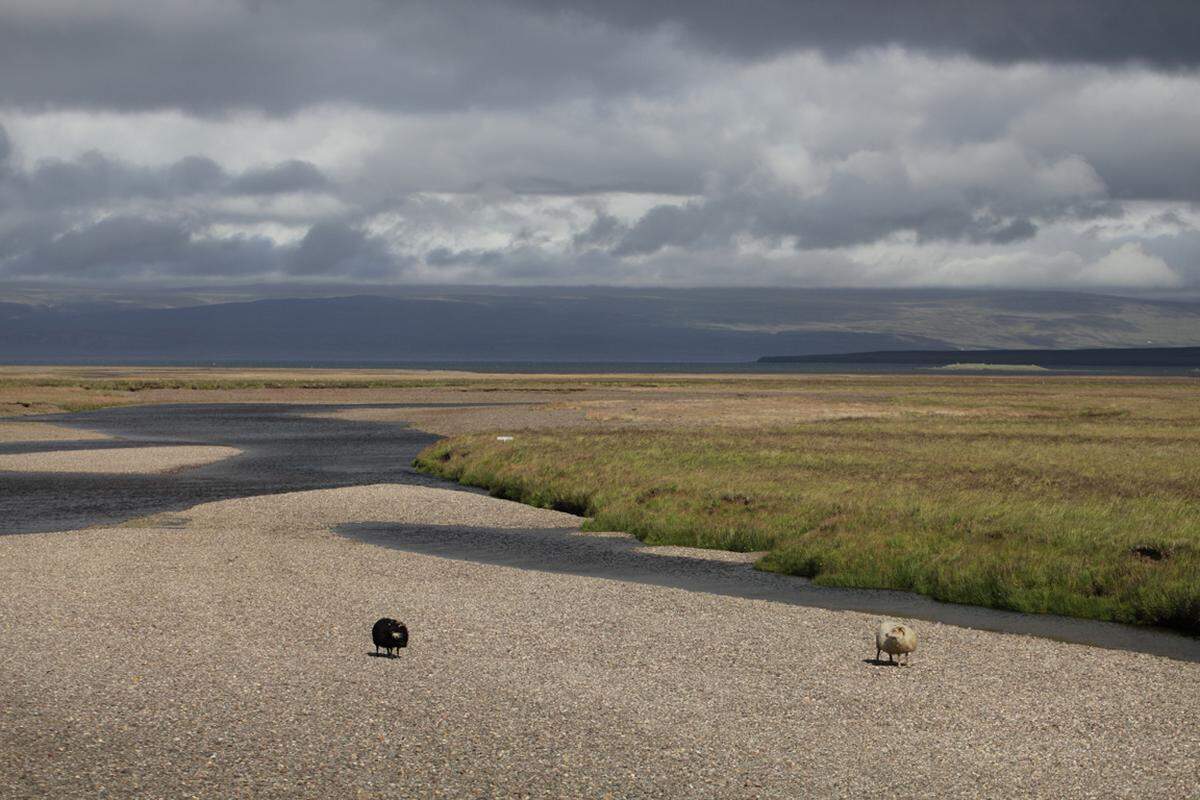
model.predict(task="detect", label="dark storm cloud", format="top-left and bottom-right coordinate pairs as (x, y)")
top-left (286, 222), bottom-right (403, 278)
top-left (423, 242), bottom-right (619, 283)
top-left (1139, 229), bottom-right (1200, 285)
top-left (986, 218), bottom-right (1039, 245)
top-left (524, 0), bottom-right (1200, 67)
top-left (613, 177), bottom-right (1050, 257)
top-left (571, 212), bottom-right (624, 249)
top-left (3, 214), bottom-right (404, 281)
top-left (13, 215), bottom-right (185, 274)
top-left (0, 137), bottom-right (331, 209)
top-left (23, 152), bottom-right (163, 207)
top-left (7, 216), bottom-right (277, 278)
top-left (0, 122), bottom-right (375, 282)
top-left (3, 1), bottom-right (1195, 119)
top-left (0, 214), bottom-right (65, 261)
top-left (230, 160), bottom-right (329, 196)
top-left (166, 156), bottom-right (225, 195)
top-left (0, 1), bottom-right (685, 116)
top-left (612, 204), bottom-right (713, 257)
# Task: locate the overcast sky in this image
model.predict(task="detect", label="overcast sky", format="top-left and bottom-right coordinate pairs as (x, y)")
top-left (1, 0), bottom-right (1198, 290)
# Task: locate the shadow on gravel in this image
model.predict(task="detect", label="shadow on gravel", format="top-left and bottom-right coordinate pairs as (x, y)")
top-left (338, 521), bottom-right (1200, 664)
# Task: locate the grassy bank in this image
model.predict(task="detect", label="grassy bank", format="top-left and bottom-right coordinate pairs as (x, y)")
top-left (0, 365), bottom-right (704, 417)
top-left (415, 378), bottom-right (1200, 634)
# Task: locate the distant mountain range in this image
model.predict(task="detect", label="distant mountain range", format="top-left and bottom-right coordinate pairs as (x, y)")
top-left (0, 286), bottom-right (1198, 362)
top-left (759, 346), bottom-right (1200, 368)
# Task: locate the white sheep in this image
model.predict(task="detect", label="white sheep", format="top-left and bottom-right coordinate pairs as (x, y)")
top-left (875, 620), bottom-right (917, 666)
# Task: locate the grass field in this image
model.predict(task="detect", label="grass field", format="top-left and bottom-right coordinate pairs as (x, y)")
top-left (0, 365), bottom-right (696, 416)
top-left (3, 366), bottom-right (1197, 633)
top-left (414, 375), bottom-right (1200, 634)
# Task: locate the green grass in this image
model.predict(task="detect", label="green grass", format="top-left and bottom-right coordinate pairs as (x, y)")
top-left (415, 388), bottom-right (1200, 634)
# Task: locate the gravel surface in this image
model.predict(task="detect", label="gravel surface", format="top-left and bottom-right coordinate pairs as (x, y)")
top-left (0, 445), bottom-right (241, 474)
top-left (2, 484), bottom-right (1198, 799)
top-left (0, 421), bottom-right (111, 443)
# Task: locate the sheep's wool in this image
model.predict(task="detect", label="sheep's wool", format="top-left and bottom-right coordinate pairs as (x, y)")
top-left (876, 621), bottom-right (917, 655)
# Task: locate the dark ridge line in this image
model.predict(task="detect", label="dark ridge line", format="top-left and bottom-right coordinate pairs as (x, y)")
top-left (759, 345), bottom-right (1200, 368)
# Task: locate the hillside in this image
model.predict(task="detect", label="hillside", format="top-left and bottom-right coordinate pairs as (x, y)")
top-left (0, 287), bottom-right (1197, 362)
top-left (759, 346), bottom-right (1200, 368)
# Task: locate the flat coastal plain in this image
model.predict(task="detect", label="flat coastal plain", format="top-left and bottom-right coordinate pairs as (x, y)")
top-left (0, 368), bottom-right (1198, 798)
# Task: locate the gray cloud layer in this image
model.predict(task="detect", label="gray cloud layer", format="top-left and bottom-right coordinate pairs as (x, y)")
top-left (0, 1), bottom-right (1198, 289)
top-left (2, 149), bottom-right (329, 209)
top-left (5, 213), bottom-right (398, 281)
top-left (525, 1), bottom-right (1200, 67)
top-left (3, 2), bottom-right (1197, 119)
top-left (0, 1), bottom-right (688, 115)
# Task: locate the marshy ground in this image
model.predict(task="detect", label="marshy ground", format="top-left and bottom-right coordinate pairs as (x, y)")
top-left (3, 366), bottom-right (1198, 631)
top-left (411, 374), bottom-right (1200, 634)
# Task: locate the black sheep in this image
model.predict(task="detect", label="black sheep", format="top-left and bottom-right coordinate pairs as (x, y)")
top-left (371, 617), bottom-right (409, 657)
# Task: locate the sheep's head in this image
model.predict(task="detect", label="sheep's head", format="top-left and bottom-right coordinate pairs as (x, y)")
top-left (876, 620), bottom-right (917, 655)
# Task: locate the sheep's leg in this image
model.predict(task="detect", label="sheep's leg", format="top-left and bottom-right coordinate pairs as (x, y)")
top-left (888, 653), bottom-right (894, 665)
top-left (875, 647), bottom-right (881, 663)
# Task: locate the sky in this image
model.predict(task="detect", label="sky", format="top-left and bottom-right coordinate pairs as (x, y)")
top-left (1, 0), bottom-right (1198, 291)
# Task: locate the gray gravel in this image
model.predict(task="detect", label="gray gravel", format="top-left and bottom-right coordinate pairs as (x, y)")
top-left (2, 484), bottom-right (1198, 799)
top-left (0, 445), bottom-right (241, 474)
top-left (0, 421), bottom-right (112, 443)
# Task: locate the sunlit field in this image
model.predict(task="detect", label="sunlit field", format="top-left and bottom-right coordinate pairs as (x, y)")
top-left (4, 366), bottom-right (1197, 633)
top-left (415, 375), bottom-right (1200, 633)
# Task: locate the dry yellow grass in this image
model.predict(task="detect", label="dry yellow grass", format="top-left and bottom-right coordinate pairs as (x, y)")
top-left (413, 374), bottom-right (1200, 632)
